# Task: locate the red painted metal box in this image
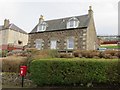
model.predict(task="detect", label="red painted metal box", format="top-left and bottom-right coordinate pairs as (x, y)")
top-left (20, 66), bottom-right (27, 76)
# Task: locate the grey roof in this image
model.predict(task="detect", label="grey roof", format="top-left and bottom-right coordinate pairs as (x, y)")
top-left (30, 14), bottom-right (90, 33)
top-left (0, 24), bottom-right (27, 34)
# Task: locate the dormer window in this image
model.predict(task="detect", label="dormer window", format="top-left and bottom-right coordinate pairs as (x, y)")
top-left (37, 22), bottom-right (47, 32)
top-left (67, 17), bottom-right (79, 29)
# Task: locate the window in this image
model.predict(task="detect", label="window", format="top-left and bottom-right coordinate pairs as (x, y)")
top-left (35, 39), bottom-right (43, 50)
top-left (50, 40), bottom-right (57, 49)
top-left (67, 17), bottom-right (79, 29)
top-left (69, 20), bottom-right (74, 27)
top-left (18, 40), bottom-right (22, 45)
top-left (37, 22), bottom-right (47, 32)
top-left (67, 37), bottom-right (74, 49)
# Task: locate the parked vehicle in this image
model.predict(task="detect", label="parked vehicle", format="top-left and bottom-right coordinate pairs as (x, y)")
top-left (97, 48), bottom-right (107, 51)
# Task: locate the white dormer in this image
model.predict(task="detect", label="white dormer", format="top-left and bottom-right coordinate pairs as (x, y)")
top-left (37, 22), bottom-right (47, 32)
top-left (67, 17), bottom-right (79, 29)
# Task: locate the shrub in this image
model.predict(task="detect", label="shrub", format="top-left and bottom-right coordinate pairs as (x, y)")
top-left (0, 50), bottom-right (8, 57)
top-left (28, 49), bottom-right (60, 60)
top-left (30, 58), bottom-right (119, 86)
top-left (73, 50), bottom-right (81, 57)
top-left (7, 50), bottom-right (31, 57)
top-left (101, 50), bottom-right (119, 59)
top-left (114, 51), bottom-right (120, 58)
top-left (103, 50), bottom-right (117, 56)
top-left (48, 50), bottom-right (60, 58)
top-left (103, 54), bottom-right (112, 59)
top-left (59, 53), bottom-right (74, 58)
top-left (26, 50), bottom-right (60, 72)
top-left (73, 50), bottom-right (119, 59)
top-left (73, 50), bottom-right (100, 58)
top-left (2, 56), bottom-right (28, 72)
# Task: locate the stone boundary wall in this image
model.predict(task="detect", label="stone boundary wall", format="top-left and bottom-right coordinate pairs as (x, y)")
top-left (2, 72), bottom-right (36, 88)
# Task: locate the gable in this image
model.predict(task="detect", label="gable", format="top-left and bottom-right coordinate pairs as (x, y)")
top-left (0, 24), bottom-right (27, 34)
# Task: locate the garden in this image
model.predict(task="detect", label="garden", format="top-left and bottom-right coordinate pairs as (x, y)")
top-left (1, 49), bottom-right (120, 88)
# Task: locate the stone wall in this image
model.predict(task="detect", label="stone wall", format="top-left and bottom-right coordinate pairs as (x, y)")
top-left (28, 28), bottom-right (87, 50)
top-left (86, 16), bottom-right (98, 50)
top-left (2, 72), bottom-right (36, 88)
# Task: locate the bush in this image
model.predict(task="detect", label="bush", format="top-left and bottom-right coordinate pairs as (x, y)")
top-left (30, 58), bottom-right (119, 86)
top-left (2, 56), bottom-right (28, 72)
top-left (101, 50), bottom-right (119, 59)
top-left (73, 50), bottom-right (100, 58)
top-left (27, 49), bottom-right (60, 60)
top-left (48, 50), bottom-right (60, 58)
top-left (26, 50), bottom-right (60, 73)
top-left (73, 50), bottom-right (119, 59)
top-left (0, 50), bottom-right (8, 57)
top-left (59, 53), bottom-right (74, 58)
top-left (103, 50), bottom-right (118, 56)
top-left (7, 50), bottom-right (31, 57)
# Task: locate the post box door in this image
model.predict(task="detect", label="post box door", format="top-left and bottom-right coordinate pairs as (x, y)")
top-left (20, 66), bottom-right (27, 76)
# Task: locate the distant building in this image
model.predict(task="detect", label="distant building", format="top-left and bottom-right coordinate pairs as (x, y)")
top-left (28, 6), bottom-right (98, 51)
top-left (97, 35), bottom-right (119, 41)
top-left (97, 35), bottom-right (120, 50)
top-left (0, 19), bottom-right (28, 51)
top-left (97, 35), bottom-right (120, 45)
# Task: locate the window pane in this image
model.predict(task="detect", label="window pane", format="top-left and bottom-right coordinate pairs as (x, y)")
top-left (35, 40), bottom-right (42, 50)
top-left (70, 21), bottom-right (74, 27)
top-left (51, 40), bottom-right (57, 49)
top-left (67, 37), bottom-right (74, 49)
top-left (75, 21), bottom-right (78, 27)
top-left (38, 24), bottom-right (46, 31)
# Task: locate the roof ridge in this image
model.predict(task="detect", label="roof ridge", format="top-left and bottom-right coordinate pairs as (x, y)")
top-left (9, 23), bottom-right (28, 34)
top-left (45, 14), bottom-right (88, 22)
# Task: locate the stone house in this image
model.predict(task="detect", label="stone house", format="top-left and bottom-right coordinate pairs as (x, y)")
top-left (0, 19), bottom-right (28, 51)
top-left (28, 6), bottom-right (98, 51)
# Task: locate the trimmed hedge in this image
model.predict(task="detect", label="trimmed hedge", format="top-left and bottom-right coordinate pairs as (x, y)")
top-left (30, 58), bottom-right (119, 86)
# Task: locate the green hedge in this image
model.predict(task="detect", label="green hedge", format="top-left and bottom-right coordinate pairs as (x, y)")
top-left (30, 58), bottom-right (119, 86)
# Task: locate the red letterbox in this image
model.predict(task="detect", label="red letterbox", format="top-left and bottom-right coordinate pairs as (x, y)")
top-left (20, 66), bottom-right (27, 76)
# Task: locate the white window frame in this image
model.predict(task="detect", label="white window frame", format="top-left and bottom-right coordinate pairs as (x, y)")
top-left (37, 22), bottom-right (47, 32)
top-left (67, 17), bottom-right (79, 29)
top-left (50, 40), bottom-right (57, 49)
top-left (69, 20), bottom-right (74, 27)
top-left (67, 37), bottom-right (74, 49)
top-left (35, 39), bottom-right (43, 50)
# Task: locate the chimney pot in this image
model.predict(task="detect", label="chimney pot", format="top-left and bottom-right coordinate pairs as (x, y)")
top-left (39, 15), bottom-right (44, 23)
top-left (88, 6), bottom-right (93, 17)
top-left (4, 19), bottom-right (10, 28)
top-left (89, 6), bottom-right (92, 10)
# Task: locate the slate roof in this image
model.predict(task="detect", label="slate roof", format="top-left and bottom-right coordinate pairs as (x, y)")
top-left (0, 24), bottom-right (27, 34)
top-left (30, 14), bottom-right (90, 33)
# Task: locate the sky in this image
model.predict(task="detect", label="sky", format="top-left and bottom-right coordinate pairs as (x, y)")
top-left (0, 0), bottom-right (119, 35)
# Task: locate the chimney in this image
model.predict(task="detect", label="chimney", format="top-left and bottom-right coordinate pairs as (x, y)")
top-left (88, 6), bottom-right (93, 17)
top-left (39, 15), bottom-right (44, 23)
top-left (4, 19), bottom-right (10, 28)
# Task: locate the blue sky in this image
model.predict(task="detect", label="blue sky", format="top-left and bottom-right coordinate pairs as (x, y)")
top-left (0, 0), bottom-right (118, 35)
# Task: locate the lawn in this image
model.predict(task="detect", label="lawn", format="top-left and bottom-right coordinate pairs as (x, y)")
top-left (100, 45), bottom-right (120, 49)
